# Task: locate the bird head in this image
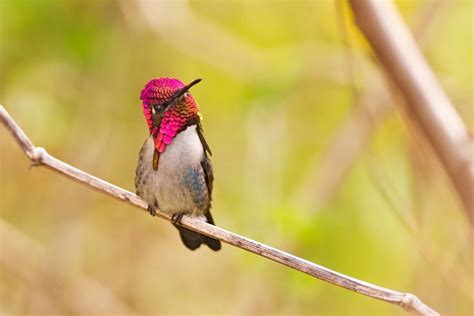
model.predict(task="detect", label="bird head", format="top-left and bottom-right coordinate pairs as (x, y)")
top-left (140, 77), bottom-right (202, 154)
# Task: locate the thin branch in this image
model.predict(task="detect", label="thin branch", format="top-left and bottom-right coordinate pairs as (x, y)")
top-left (348, 0), bottom-right (474, 224)
top-left (293, 0), bottom-right (444, 208)
top-left (0, 105), bottom-right (439, 316)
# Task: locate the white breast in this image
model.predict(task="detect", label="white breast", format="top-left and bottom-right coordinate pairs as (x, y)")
top-left (139, 125), bottom-right (204, 170)
top-left (136, 125), bottom-right (206, 215)
top-left (159, 124), bottom-right (204, 168)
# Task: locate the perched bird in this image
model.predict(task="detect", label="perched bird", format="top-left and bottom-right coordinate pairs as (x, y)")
top-left (135, 77), bottom-right (221, 251)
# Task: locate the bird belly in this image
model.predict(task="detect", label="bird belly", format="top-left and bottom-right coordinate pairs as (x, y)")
top-left (135, 126), bottom-right (209, 217)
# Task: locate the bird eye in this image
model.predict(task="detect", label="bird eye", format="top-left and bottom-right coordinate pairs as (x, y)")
top-left (153, 103), bottom-right (166, 114)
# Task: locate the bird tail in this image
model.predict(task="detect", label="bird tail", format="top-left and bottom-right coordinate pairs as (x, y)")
top-left (173, 211), bottom-right (221, 251)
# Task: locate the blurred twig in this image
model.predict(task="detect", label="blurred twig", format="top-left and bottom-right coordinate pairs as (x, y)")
top-left (349, 0), bottom-right (474, 224)
top-left (410, 0), bottom-right (446, 42)
top-left (296, 0), bottom-right (445, 208)
top-left (335, 0), bottom-right (360, 99)
top-left (293, 87), bottom-right (391, 206)
top-left (1, 105), bottom-right (439, 315)
top-left (367, 155), bottom-right (474, 303)
top-left (0, 219), bottom-right (133, 314)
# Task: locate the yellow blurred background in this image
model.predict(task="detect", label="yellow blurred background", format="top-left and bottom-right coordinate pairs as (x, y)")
top-left (1, 0), bottom-right (472, 315)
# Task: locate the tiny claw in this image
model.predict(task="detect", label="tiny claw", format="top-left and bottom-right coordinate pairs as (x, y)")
top-left (171, 212), bottom-right (185, 224)
top-left (147, 205), bottom-right (157, 216)
top-left (28, 162), bottom-right (39, 170)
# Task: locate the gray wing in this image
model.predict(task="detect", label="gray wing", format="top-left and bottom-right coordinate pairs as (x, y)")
top-left (201, 154), bottom-right (213, 204)
top-left (197, 123), bottom-right (214, 210)
top-left (178, 147), bottom-right (220, 251)
top-left (134, 139), bottom-right (148, 197)
top-left (197, 121), bottom-right (212, 156)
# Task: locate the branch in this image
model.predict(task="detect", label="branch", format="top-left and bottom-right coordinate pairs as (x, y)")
top-left (348, 0), bottom-right (474, 224)
top-left (0, 105), bottom-right (439, 316)
top-left (296, 0), bottom-right (445, 208)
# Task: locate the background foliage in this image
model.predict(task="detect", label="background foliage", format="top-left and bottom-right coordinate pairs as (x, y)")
top-left (1, 0), bottom-right (472, 315)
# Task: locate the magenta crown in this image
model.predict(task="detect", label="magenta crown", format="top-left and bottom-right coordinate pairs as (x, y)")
top-left (140, 77), bottom-right (200, 153)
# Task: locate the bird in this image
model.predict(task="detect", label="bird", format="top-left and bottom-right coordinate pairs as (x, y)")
top-left (135, 77), bottom-right (221, 251)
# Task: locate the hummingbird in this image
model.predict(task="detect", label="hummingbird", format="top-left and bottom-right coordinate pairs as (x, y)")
top-left (135, 77), bottom-right (221, 251)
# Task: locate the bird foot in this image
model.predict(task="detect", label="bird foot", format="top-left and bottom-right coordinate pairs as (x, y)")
top-left (147, 205), bottom-right (157, 216)
top-left (171, 212), bottom-right (185, 224)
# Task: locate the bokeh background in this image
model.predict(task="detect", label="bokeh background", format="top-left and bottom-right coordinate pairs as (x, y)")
top-left (1, 0), bottom-right (473, 315)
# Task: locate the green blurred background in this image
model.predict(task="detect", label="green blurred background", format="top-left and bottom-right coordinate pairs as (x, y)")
top-left (1, 0), bottom-right (472, 315)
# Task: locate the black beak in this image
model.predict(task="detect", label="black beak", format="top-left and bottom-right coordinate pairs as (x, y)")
top-left (162, 78), bottom-right (202, 112)
top-left (176, 78), bottom-right (202, 98)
